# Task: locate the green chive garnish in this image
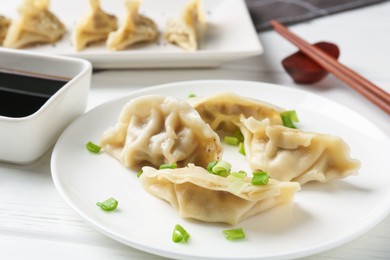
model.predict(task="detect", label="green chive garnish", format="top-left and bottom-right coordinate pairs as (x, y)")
top-left (159, 163), bottom-right (177, 169)
top-left (172, 224), bottom-right (190, 243)
top-left (281, 110), bottom-right (299, 128)
top-left (234, 129), bottom-right (244, 142)
top-left (96, 197), bottom-right (118, 211)
top-left (251, 171), bottom-right (269, 185)
top-left (207, 160), bottom-right (218, 173)
top-left (211, 160), bottom-right (232, 177)
top-left (238, 142), bottom-right (246, 156)
top-left (137, 169), bottom-right (143, 177)
top-left (86, 141), bottom-right (101, 153)
top-left (230, 170), bottom-right (247, 180)
top-left (223, 228), bottom-right (245, 241)
top-left (224, 136), bottom-right (240, 146)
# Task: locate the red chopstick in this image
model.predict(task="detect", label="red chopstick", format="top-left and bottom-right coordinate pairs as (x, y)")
top-left (270, 19), bottom-right (390, 115)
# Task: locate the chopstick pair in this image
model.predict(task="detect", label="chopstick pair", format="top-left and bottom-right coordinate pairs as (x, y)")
top-left (270, 19), bottom-right (390, 115)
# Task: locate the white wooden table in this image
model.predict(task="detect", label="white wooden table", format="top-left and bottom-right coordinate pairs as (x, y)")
top-left (1, 2), bottom-right (389, 259)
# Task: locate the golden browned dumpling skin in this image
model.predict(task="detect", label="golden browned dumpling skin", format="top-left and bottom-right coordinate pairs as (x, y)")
top-left (164, 0), bottom-right (206, 51)
top-left (0, 15), bottom-right (11, 45)
top-left (72, 0), bottom-right (118, 51)
top-left (106, 0), bottom-right (158, 51)
top-left (3, 0), bottom-right (66, 49)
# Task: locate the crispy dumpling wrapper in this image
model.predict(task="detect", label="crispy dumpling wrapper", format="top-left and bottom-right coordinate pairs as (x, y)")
top-left (191, 92), bottom-right (284, 133)
top-left (3, 0), bottom-right (66, 49)
top-left (100, 95), bottom-right (222, 170)
top-left (72, 0), bottom-right (118, 51)
top-left (106, 0), bottom-right (158, 51)
top-left (140, 164), bottom-right (301, 225)
top-left (164, 0), bottom-right (206, 51)
top-left (240, 117), bottom-right (361, 184)
top-left (0, 15), bottom-right (11, 45)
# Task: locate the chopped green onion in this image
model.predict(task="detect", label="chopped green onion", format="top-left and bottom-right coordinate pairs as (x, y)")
top-left (230, 171), bottom-right (247, 180)
top-left (86, 141), bottom-right (101, 153)
top-left (188, 93), bottom-right (196, 98)
top-left (281, 110), bottom-right (299, 128)
top-left (96, 197), bottom-right (118, 211)
top-left (238, 142), bottom-right (246, 156)
top-left (233, 129), bottom-right (244, 142)
top-left (224, 136), bottom-right (240, 146)
top-left (223, 228), bottom-right (246, 241)
top-left (212, 160), bottom-right (232, 176)
top-left (218, 171), bottom-right (231, 177)
top-left (172, 224), bottom-right (190, 243)
top-left (137, 169), bottom-right (143, 177)
top-left (159, 163), bottom-right (177, 169)
top-left (251, 171), bottom-right (269, 185)
top-left (207, 160), bottom-right (218, 173)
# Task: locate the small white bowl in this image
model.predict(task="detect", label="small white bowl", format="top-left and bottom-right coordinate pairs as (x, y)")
top-left (0, 48), bottom-right (92, 164)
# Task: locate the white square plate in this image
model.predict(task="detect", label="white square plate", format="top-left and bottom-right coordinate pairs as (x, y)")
top-left (0, 0), bottom-right (263, 68)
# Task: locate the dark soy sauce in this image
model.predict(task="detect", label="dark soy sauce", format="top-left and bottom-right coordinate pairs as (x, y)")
top-left (0, 69), bottom-right (69, 118)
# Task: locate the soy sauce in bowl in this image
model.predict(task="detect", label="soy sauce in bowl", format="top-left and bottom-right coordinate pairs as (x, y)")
top-left (0, 69), bottom-right (69, 118)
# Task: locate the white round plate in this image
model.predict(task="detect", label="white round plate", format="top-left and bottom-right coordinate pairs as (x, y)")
top-left (51, 80), bottom-right (390, 260)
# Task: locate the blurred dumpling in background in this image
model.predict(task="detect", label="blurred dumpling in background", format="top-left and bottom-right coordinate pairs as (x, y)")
top-left (0, 15), bottom-right (11, 45)
top-left (99, 95), bottom-right (222, 170)
top-left (106, 0), bottom-right (158, 51)
top-left (3, 0), bottom-right (66, 49)
top-left (164, 0), bottom-right (206, 51)
top-left (72, 0), bottom-right (118, 51)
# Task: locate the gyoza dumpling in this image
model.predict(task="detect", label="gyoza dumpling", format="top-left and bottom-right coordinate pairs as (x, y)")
top-left (140, 164), bottom-right (301, 225)
top-left (191, 92), bottom-right (284, 133)
top-left (106, 0), bottom-right (158, 51)
top-left (239, 117), bottom-right (361, 185)
top-left (72, 0), bottom-right (118, 51)
top-left (100, 95), bottom-right (222, 170)
top-left (3, 0), bottom-right (66, 49)
top-left (164, 0), bottom-right (206, 51)
top-left (0, 15), bottom-right (11, 45)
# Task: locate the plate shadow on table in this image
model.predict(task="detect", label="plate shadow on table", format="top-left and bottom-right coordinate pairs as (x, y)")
top-left (0, 146), bottom-right (53, 176)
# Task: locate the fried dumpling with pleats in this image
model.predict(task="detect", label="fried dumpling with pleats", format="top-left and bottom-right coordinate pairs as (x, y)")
top-left (106, 0), bottom-right (158, 51)
top-left (72, 0), bottom-right (118, 51)
top-left (100, 95), bottom-right (222, 170)
top-left (0, 15), bottom-right (11, 45)
top-left (3, 0), bottom-right (66, 49)
top-left (191, 92), bottom-right (284, 133)
top-left (164, 0), bottom-right (206, 51)
top-left (140, 164), bottom-right (301, 225)
top-left (239, 117), bottom-right (361, 185)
